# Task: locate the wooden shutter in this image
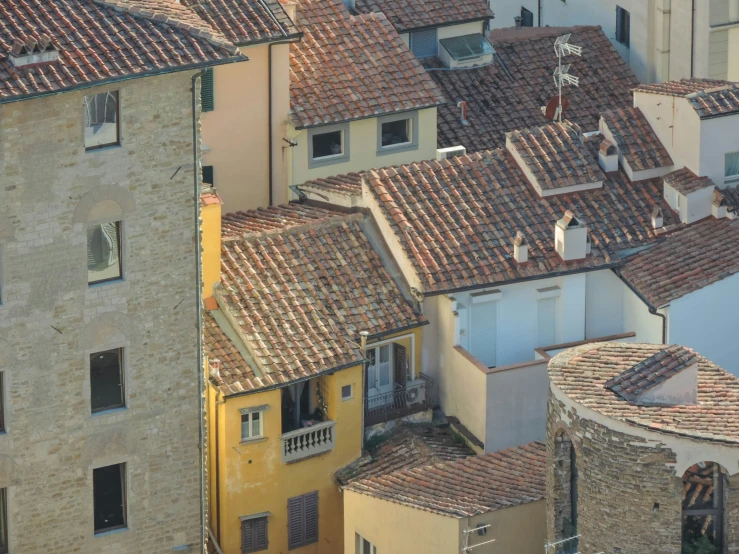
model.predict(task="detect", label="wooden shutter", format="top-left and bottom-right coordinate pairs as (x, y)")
top-left (287, 496), bottom-right (303, 549)
top-left (623, 9), bottom-right (630, 47)
top-left (470, 302), bottom-right (497, 368)
top-left (615, 7), bottom-right (623, 44)
top-left (254, 518), bottom-right (268, 551)
top-left (201, 69), bottom-right (214, 112)
top-left (410, 28), bottom-right (438, 58)
top-left (242, 519), bottom-right (255, 553)
top-left (304, 491), bottom-right (318, 545)
top-left (241, 518), bottom-right (268, 553)
top-left (393, 343), bottom-right (407, 388)
top-left (537, 298), bottom-right (556, 348)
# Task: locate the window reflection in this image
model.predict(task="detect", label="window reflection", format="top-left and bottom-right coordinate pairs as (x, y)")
top-left (87, 221), bottom-right (122, 284)
top-left (84, 91), bottom-right (119, 150)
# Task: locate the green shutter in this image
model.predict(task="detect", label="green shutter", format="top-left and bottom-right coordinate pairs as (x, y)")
top-left (201, 69), bottom-right (214, 112)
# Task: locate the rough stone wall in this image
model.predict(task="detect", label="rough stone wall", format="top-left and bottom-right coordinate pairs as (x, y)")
top-left (0, 71), bottom-right (202, 553)
top-left (549, 432), bottom-right (573, 544)
top-left (547, 390), bottom-right (739, 554)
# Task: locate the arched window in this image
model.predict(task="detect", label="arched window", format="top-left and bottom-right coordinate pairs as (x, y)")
top-left (553, 431), bottom-right (578, 553)
top-left (682, 462), bottom-right (725, 554)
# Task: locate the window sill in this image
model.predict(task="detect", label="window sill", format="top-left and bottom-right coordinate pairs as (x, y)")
top-left (376, 142), bottom-right (419, 156)
top-left (92, 406), bottom-right (127, 417)
top-left (88, 278), bottom-right (125, 289)
top-left (308, 154), bottom-right (350, 169)
top-left (85, 143), bottom-right (122, 154)
top-left (94, 526), bottom-right (128, 537)
top-left (240, 436), bottom-right (267, 445)
top-left (341, 395), bottom-right (354, 402)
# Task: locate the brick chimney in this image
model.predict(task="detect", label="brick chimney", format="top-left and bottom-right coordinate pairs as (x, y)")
top-left (513, 231), bottom-right (528, 263)
top-left (554, 210), bottom-right (588, 261)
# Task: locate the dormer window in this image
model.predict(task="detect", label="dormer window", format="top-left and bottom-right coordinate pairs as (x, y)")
top-left (84, 91), bottom-right (119, 151)
top-left (726, 151), bottom-right (739, 184)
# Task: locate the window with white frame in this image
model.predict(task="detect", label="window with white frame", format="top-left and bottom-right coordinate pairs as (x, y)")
top-left (241, 407), bottom-right (265, 441)
top-left (341, 384), bottom-right (354, 401)
top-left (726, 151), bottom-right (739, 183)
top-left (356, 533), bottom-right (377, 554)
top-left (308, 123), bottom-right (350, 167)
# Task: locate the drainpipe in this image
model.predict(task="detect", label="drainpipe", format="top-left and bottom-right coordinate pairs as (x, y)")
top-left (690, 0), bottom-right (696, 77)
top-left (360, 331), bottom-right (369, 447)
top-left (191, 69), bottom-right (207, 554)
top-left (538, 0), bottom-right (542, 27)
top-left (613, 269), bottom-right (667, 344)
top-left (214, 396), bottom-right (226, 544)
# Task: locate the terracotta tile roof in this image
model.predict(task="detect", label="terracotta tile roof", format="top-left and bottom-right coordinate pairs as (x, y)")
top-left (337, 424), bottom-right (474, 485)
top-left (549, 342), bottom-right (739, 444)
top-left (289, 0), bottom-right (446, 128)
top-left (214, 211), bottom-right (425, 392)
top-left (354, 0), bottom-right (493, 32)
top-left (600, 107), bottom-right (674, 171)
top-left (620, 218), bottom-right (739, 307)
top-left (343, 441), bottom-right (546, 517)
top-left (634, 79), bottom-right (739, 118)
top-left (180, 0), bottom-right (299, 45)
top-left (604, 344), bottom-right (698, 401)
top-left (717, 187), bottom-right (739, 214)
top-left (430, 26), bottom-right (638, 151)
top-left (366, 148), bottom-right (675, 293)
top-left (0, 0), bottom-right (240, 102)
top-left (662, 168), bottom-right (715, 195)
top-left (299, 172), bottom-right (365, 197)
top-left (506, 121), bottom-right (605, 192)
top-left (221, 203), bottom-right (345, 237)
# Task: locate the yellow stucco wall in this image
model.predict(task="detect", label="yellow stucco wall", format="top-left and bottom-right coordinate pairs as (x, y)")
top-left (289, 107), bottom-right (438, 186)
top-left (209, 365), bottom-right (364, 554)
top-left (201, 198), bottom-right (222, 298)
top-left (201, 42), bottom-right (291, 212)
top-left (368, 326), bottom-right (424, 381)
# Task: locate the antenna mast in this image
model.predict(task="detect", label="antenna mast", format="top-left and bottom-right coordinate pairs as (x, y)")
top-left (553, 34), bottom-right (583, 123)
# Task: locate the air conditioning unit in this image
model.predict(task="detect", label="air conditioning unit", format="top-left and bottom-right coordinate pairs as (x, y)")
top-left (436, 145), bottom-right (467, 160)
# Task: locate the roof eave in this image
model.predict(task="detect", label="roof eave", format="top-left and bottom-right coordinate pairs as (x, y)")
top-left (292, 101), bottom-right (449, 130)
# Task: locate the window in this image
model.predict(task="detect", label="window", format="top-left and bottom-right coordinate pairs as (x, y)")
top-left (0, 489), bottom-right (7, 554)
top-left (615, 6), bottom-right (630, 47)
top-left (520, 6), bottom-right (534, 27)
top-left (341, 384), bottom-right (353, 401)
top-left (726, 151), bottom-right (739, 183)
top-left (287, 491), bottom-right (318, 549)
top-left (241, 516), bottom-right (268, 553)
top-left (241, 410), bottom-right (263, 441)
top-left (90, 348), bottom-right (125, 413)
top-left (313, 131), bottom-right (342, 158)
top-left (93, 463), bottom-right (127, 534)
top-left (682, 462), bottom-right (724, 553)
top-left (0, 373), bottom-right (5, 433)
top-left (201, 69), bottom-right (214, 112)
top-left (410, 28), bottom-right (438, 58)
top-left (355, 533), bottom-right (377, 554)
top-left (202, 165), bottom-right (214, 186)
top-left (84, 91), bottom-right (119, 150)
top-left (378, 113), bottom-right (418, 155)
top-left (87, 221), bottom-right (122, 285)
top-left (308, 123), bottom-right (350, 167)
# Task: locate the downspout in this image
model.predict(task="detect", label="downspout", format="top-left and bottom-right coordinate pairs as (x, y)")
top-left (360, 331), bottom-right (368, 447)
top-left (690, 0), bottom-right (696, 77)
top-left (215, 396), bottom-right (225, 544)
top-left (191, 69), bottom-right (207, 554)
top-left (538, 0), bottom-right (542, 27)
top-left (613, 269), bottom-right (667, 344)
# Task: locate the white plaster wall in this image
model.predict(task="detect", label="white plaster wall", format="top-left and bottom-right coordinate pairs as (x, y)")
top-left (699, 113), bottom-right (739, 186)
top-left (585, 270), bottom-right (625, 339)
top-left (621, 278), bottom-right (664, 344)
top-left (672, 96), bottom-right (703, 174)
top-left (437, 21), bottom-right (486, 40)
top-left (634, 91), bottom-right (679, 156)
top-left (668, 273), bottom-right (739, 376)
top-left (488, 0), bottom-right (539, 29)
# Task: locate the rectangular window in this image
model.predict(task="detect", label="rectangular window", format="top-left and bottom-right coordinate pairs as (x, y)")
top-left (537, 297), bottom-right (557, 348)
top-left (87, 221), bottom-right (122, 285)
top-left (312, 131), bottom-right (343, 159)
top-left (410, 28), bottom-right (438, 58)
top-left (726, 151), bottom-right (739, 183)
top-left (84, 91), bottom-right (119, 150)
top-left (241, 411), bottom-right (263, 441)
top-left (308, 123), bottom-right (350, 167)
top-left (356, 533), bottom-right (377, 554)
top-left (377, 112), bottom-right (418, 155)
top-left (615, 7), bottom-right (630, 47)
top-left (201, 69), bottom-right (214, 112)
top-left (521, 6), bottom-right (534, 27)
top-left (93, 463), bottom-right (127, 534)
top-left (0, 489), bottom-right (7, 554)
top-left (202, 165), bottom-right (214, 186)
top-left (341, 384), bottom-right (353, 401)
top-left (381, 119), bottom-right (410, 147)
top-left (242, 516), bottom-right (268, 553)
top-left (287, 491), bottom-right (318, 549)
top-left (90, 348), bottom-right (125, 413)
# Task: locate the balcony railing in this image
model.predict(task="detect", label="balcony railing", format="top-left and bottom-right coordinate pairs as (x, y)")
top-left (364, 374), bottom-right (437, 427)
top-left (280, 420), bottom-right (335, 463)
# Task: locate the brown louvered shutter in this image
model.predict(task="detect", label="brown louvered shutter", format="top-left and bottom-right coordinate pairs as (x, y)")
top-left (287, 496), bottom-right (303, 549)
top-left (241, 519), bottom-right (254, 553)
top-left (393, 343), bottom-right (407, 389)
top-left (304, 491), bottom-right (319, 545)
top-left (254, 517), bottom-right (268, 551)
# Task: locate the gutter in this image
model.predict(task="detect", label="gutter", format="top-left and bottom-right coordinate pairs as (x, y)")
top-left (0, 56), bottom-right (247, 106)
top-left (613, 269), bottom-right (667, 344)
top-left (366, 320), bottom-right (429, 341)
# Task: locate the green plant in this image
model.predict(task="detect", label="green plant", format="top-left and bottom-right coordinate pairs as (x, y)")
top-left (682, 535), bottom-right (719, 554)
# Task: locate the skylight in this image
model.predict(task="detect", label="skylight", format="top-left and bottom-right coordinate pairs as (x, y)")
top-left (439, 34), bottom-right (495, 61)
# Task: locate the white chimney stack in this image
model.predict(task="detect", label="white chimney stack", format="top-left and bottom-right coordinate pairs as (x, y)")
top-left (712, 189), bottom-right (727, 219)
top-left (554, 210), bottom-right (588, 261)
top-left (651, 205), bottom-right (664, 229)
top-left (513, 231), bottom-right (528, 263)
top-left (457, 101), bottom-right (469, 125)
top-left (598, 139), bottom-right (618, 173)
top-left (282, 0), bottom-right (298, 22)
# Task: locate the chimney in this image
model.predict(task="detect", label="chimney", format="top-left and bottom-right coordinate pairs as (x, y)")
top-left (342, 0), bottom-right (356, 10)
top-left (457, 101), bottom-right (469, 125)
top-left (554, 210), bottom-right (588, 261)
top-left (514, 16), bottom-right (522, 30)
top-left (201, 189), bottom-right (223, 299)
top-left (513, 231), bottom-right (528, 263)
top-left (210, 358), bottom-right (221, 381)
top-left (598, 139), bottom-right (618, 173)
top-left (712, 189), bottom-right (727, 219)
top-left (281, 0), bottom-right (298, 22)
top-left (651, 205), bottom-right (664, 229)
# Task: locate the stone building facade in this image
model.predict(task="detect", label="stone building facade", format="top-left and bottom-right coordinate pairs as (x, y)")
top-left (0, 70), bottom-right (207, 553)
top-left (546, 342), bottom-right (739, 554)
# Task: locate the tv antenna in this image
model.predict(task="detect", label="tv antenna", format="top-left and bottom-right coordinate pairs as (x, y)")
top-left (553, 34), bottom-right (583, 123)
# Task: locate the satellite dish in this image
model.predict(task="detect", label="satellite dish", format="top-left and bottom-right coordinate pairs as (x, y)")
top-left (545, 95), bottom-right (569, 121)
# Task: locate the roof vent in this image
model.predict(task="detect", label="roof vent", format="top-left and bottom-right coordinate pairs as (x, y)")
top-left (554, 210), bottom-right (588, 261)
top-left (436, 145), bottom-right (467, 160)
top-left (513, 231), bottom-right (528, 263)
top-left (651, 205), bottom-right (664, 229)
top-left (598, 139), bottom-right (618, 173)
top-left (10, 36), bottom-right (59, 67)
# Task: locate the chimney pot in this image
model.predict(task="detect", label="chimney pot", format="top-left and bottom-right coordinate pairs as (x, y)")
top-left (513, 231), bottom-right (528, 263)
top-left (651, 205), bottom-right (664, 229)
top-left (712, 189), bottom-right (727, 219)
top-left (457, 101), bottom-right (469, 126)
top-left (514, 15), bottom-right (522, 30)
top-left (210, 359), bottom-right (221, 380)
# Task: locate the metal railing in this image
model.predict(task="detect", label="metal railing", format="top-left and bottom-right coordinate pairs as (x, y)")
top-left (364, 374), bottom-right (437, 426)
top-left (280, 420), bottom-right (335, 463)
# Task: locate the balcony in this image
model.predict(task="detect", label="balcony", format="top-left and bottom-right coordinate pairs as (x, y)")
top-left (280, 420), bottom-right (336, 464)
top-left (364, 374), bottom-right (437, 427)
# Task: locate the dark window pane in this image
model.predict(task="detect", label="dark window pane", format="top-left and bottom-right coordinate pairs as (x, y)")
top-left (0, 489), bottom-right (7, 554)
top-left (0, 373), bottom-right (5, 433)
top-left (93, 464), bottom-right (126, 532)
top-left (312, 131), bottom-right (343, 159)
top-left (381, 119), bottom-right (410, 147)
top-left (90, 348), bottom-right (124, 413)
top-left (87, 221), bottom-right (122, 284)
top-left (682, 463), bottom-right (719, 511)
top-left (84, 91), bottom-right (119, 150)
top-left (682, 515), bottom-right (718, 550)
top-left (202, 165), bottom-right (214, 185)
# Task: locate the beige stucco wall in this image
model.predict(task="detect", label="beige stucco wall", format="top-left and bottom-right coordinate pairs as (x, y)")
top-left (461, 501), bottom-right (546, 554)
top-left (0, 71), bottom-right (203, 552)
top-left (201, 43), bottom-right (290, 212)
top-left (289, 107), bottom-right (438, 186)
